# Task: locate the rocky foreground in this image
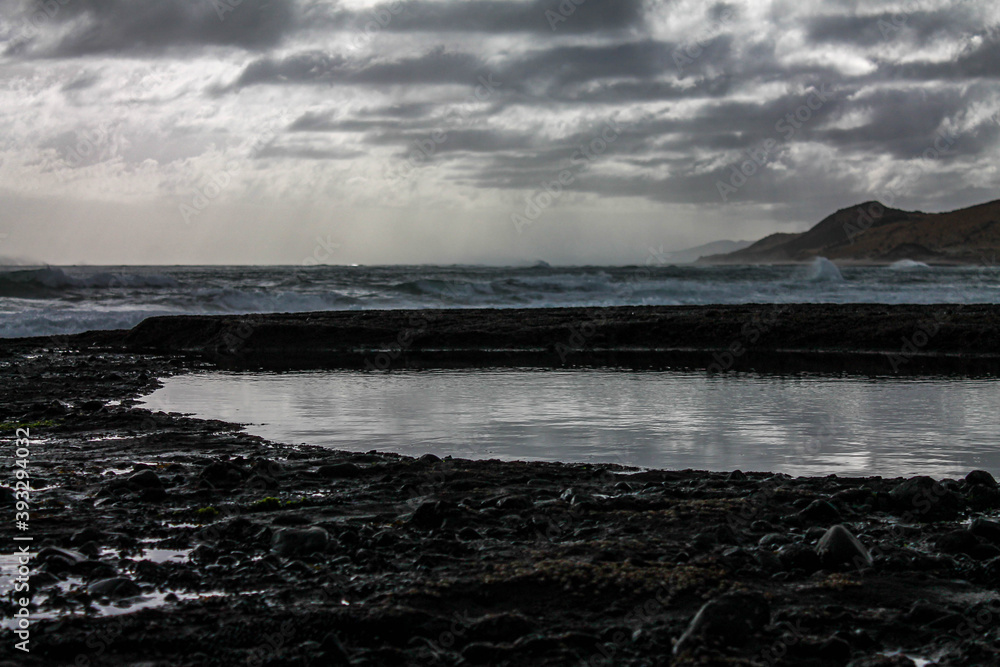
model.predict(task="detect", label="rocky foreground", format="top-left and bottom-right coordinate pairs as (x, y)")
top-left (1, 306), bottom-right (1000, 666)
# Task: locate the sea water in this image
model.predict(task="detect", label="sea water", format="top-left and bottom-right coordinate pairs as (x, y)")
top-left (3, 261), bottom-right (1000, 337)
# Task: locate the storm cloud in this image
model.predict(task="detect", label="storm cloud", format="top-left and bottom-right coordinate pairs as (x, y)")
top-left (0, 0), bottom-right (998, 264)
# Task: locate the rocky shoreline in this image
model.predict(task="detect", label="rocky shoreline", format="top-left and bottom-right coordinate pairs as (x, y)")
top-left (2, 305), bottom-right (1000, 666)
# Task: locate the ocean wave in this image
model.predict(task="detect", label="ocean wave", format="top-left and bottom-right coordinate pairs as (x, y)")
top-left (0, 267), bottom-right (178, 298)
top-left (803, 257), bottom-right (844, 282)
top-left (889, 259), bottom-right (931, 271)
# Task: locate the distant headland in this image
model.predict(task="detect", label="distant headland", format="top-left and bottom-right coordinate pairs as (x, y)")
top-left (699, 199), bottom-right (1000, 265)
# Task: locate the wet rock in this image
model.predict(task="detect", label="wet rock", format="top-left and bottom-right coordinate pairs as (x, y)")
top-left (933, 529), bottom-right (997, 559)
top-left (317, 463), bottom-right (362, 478)
top-left (70, 527), bottom-right (106, 545)
top-left (759, 533), bottom-right (792, 548)
top-left (88, 577), bottom-right (142, 598)
top-left (846, 655), bottom-right (917, 667)
top-left (318, 633), bottom-right (351, 665)
top-left (37, 546), bottom-right (87, 573)
top-left (888, 476), bottom-right (961, 519)
top-left (727, 470), bottom-right (747, 482)
top-left (777, 543), bottom-right (822, 573)
top-left (199, 461), bottom-right (247, 488)
top-left (272, 526), bottom-right (330, 558)
top-left (408, 501), bottom-right (446, 530)
top-left (816, 524), bottom-right (873, 570)
top-left (755, 548), bottom-right (783, 572)
top-left (496, 495), bottom-right (533, 512)
top-left (674, 591), bottom-right (770, 655)
top-left (966, 470), bottom-right (997, 487)
top-left (797, 499), bottom-right (842, 523)
top-left (970, 518), bottom-right (1000, 544)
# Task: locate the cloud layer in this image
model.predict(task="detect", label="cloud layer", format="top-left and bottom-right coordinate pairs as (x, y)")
top-left (0, 0), bottom-right (998, 264)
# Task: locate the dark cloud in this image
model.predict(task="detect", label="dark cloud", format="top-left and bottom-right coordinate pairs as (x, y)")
top-left (12, 0), bottom-right (295, 57)
top-left (234, 49), bottom-right (483, 88)
top-left (806, 9), bottom-right (981, 48)
top-left (328, 0), bottom-right (647, 35)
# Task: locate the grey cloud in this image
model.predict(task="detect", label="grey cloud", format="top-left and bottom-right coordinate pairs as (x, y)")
top-left (10, 0), bottom-right (295, 57)
top-left (234, 49), bottom-right (483, 88)
top-left (328, 0), bottom-right (647, 35)
top-left (806, 9), bottom-right (981, 48)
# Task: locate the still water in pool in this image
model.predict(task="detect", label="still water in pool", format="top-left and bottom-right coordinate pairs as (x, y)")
top-left (140, 370), bottom-right (1000, 479)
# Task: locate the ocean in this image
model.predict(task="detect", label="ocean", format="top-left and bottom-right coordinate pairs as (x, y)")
top-left (2, 259), bottom-right (999, 338)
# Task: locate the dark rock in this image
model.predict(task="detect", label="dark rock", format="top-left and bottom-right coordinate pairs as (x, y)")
top-left (37, 546), bottom-right (87, 573)
top-left (317, 463), bottom-right (362, 478)
top-left (759, 533), bottom-right (792, 548)
top-left (272, 526), bottom-right (330, 558)
top-left (777, 543), bottom-right (821, 573)
top-left (755, 549), bottom-right (783, 572)
top-left (408, 501), bottom-right (446, 530)
top-left (88, 577), bottom-right (142, 598)
top-left (70, 527), bottom-right (106, 545)
top-left (888, 476), bottom-right (961, 519)
top-left (673, 591), bottom-right (770, 655)
top-left (846, 655), bottom-right (917, 667)
top-left (496, 495), bottom-right (533, 512)
top-left (458, 527), bottom-right (482, 541)
top-left (934, 529), bottom-right (985, 558)
top-left (966, 470), bottom-right (997, 487)
top-left (971, 518), bottom-right (1000, 545)
top-left (318, 633), bottom-right (351, 665)
top-left (796, 499), bottom-right (842, 523)
top-left (199, 461), bottom-right (247, 488)
top-left (816, 524), bottom-right (873, 569)
top-left (727, 470), bottom-right (747, 482)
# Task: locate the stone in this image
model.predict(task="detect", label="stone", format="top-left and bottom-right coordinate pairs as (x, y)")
top-left (816, 524), bottom-right (873, 569)
top-left (271, 526), bottom-right (330, 558)
top-left (934, 529), bottom-right (985, 558)
top-left (777, 543), bottom-right (821, 573)
top-left (727, 470), bottom-right (747, 482)
top-left (966, 470), bottom-right (997, 487)
top-left (673, 591), bottom-right (770, 655)
top-left (888, 476), bottom-right (961, 519)
top-left (88, 577), bottom-right (142, 598)
top-left (796, 499), bottom-right (842, 523)
top-left (316, 463), bottom-right (362, 478)
top-left (971, 518), bottom-right (1000, 544)
top-left (408, 501), bottom-right (446, 530)
top-left (128, 469), bottom-right (163, 489)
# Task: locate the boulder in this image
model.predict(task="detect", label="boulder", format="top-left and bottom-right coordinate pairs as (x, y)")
top-left (966, 470), bottom-right (997, 487)
top-left (88, 577), bottom-right (142, 598)
top-left (271, 526), bottom-right (330, 558)
top-left (673, 591), bottom-right (770, 655)
top-left (815, 524), bottom-right (873, 569)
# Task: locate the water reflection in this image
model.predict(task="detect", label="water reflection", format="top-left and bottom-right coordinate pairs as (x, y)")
top-left (140, 370), bottom-right (1000, 479)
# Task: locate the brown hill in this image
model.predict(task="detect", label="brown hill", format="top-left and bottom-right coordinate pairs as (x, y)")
top-left (700, 199), bottom-right (1000, 264)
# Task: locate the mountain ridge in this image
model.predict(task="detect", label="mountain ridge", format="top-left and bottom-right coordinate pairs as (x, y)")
top-left (699, 199), bottom-right (1000, 264)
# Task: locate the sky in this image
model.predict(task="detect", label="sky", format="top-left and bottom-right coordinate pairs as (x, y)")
top-left (0, 0), bottom-right (998, 265)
